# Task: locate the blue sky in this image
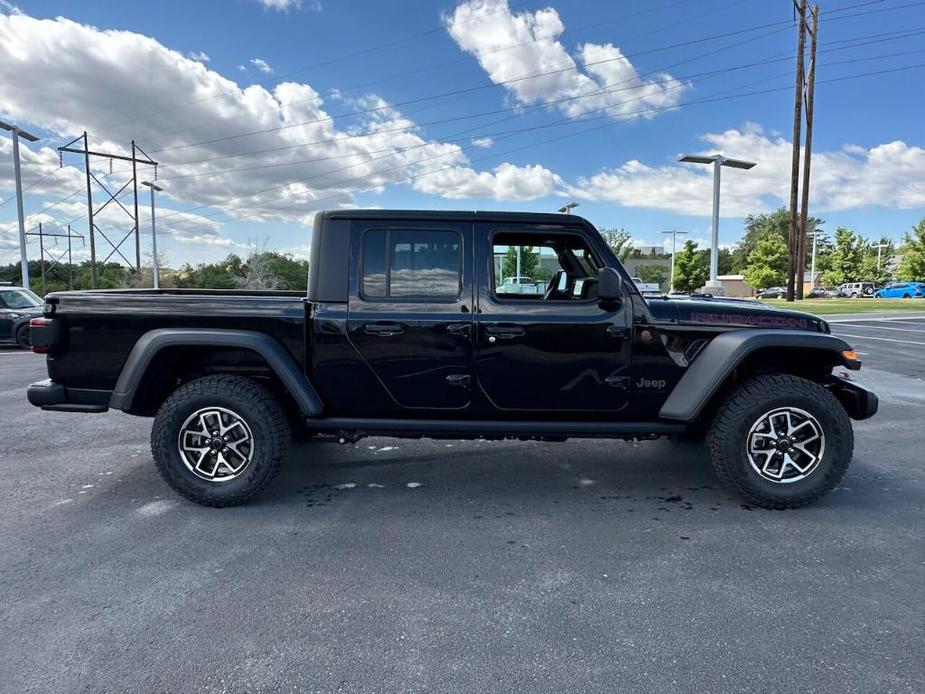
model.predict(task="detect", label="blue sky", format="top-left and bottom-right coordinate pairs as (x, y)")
top-left (1, 0), bottom-right (922, 267)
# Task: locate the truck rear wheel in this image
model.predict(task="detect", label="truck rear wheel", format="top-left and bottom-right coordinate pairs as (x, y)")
top-left (151, 375), bottom-right (290, 507)
top-left (706, 374), bottom-right (853, 509)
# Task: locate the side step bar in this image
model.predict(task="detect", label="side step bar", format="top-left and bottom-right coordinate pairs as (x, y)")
top-left (305, 418), bottom-right (686, 439)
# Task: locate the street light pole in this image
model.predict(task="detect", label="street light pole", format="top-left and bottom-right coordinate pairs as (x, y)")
top-left (1, 120), bottom-right (40, 290)
top-left (808, 231), bottom-right (823, 289)
top-left (662, 229), bottom-right (687, 291)
top-left (558, 202), bottom-right (579, 215)
top-left (678, 154), bottom-right (756, 295)
top-left (874, 242), bottom-right (888, 272)
top-left (141, 181), bottom-right (163, 289)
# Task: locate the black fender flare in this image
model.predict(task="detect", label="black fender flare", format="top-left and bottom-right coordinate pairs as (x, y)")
top-left (108, 328), bottom-right (323, 416)
top-left (658, 329), bottom-right (855, 422)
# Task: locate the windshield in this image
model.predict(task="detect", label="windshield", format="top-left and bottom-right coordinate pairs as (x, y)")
top-left (0, 289), bottom-right (43, 309)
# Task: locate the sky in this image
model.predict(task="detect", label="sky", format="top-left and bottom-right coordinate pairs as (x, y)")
top-left (0, 0), bottom-right (923, 270)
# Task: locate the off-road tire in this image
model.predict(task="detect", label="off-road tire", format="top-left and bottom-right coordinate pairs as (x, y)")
top-left (15, 323), bottom-right (31, 350)
top-left (706, 374), bottom-right (853, 509)
top-left (151, 375), bottom-right (290, 507)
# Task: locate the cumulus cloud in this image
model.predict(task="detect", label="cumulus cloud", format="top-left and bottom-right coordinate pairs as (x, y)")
top-left (187, 50), bottom-right (210, 63)
top-left (444, 0), bottom-right (688, 120)
top-left (0, 10), bottom-right (558, 255)
top-left (249, 57), bottom-right (273, 74)
top-left (471, 137), bottom-right (493, 148)
top-left (570, 125), bottom-right (925, 216)
top-left (413, 162), bottom-right (561, 200)
top-left (252, 0), bottom-right (314, 11)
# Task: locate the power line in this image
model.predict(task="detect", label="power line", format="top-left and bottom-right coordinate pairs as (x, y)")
top-left (146, 0), bottom-right (925, 158)
top-left (157, 62), bottom-right (925, 237)
top-left (153, 32), bottom-right (925, 186)
top-left (139, 0), bottom-right (739, 148)
top-left (148, 19), bottom-right (804, 156)
top-left (101, 0), bottom-right (738, 137)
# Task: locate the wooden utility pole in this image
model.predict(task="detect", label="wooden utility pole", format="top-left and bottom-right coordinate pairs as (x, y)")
top-left (786, 0), bottom-right (807, 302)
top-left (796, 5), bottom-right (819, 299)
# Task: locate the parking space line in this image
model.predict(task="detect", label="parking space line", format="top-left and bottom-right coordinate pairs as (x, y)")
top-left (833, 332), bottom-right (925, 346)
top-left (834, 325), bottom-right (925, 333)
top-left (827, 316), bottom-right (925, 324)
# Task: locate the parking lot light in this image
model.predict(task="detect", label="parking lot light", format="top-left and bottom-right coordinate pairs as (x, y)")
top-left (679, 154), bottom-right (756, 295)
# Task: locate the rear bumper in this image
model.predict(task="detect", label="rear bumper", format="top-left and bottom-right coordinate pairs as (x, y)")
top-left (27, 379), bottom-right (109, 413)
top-left (826, 375), bottom-right (878, 420)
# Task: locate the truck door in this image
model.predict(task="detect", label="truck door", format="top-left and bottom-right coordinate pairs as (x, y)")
top-left (346, 220), bottom-right (474, 412)
top-left (474, 223), bottom-right (632, 415)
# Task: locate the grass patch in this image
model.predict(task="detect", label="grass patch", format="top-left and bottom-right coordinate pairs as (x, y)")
top-left (761, 298), bottom-right (925, 315)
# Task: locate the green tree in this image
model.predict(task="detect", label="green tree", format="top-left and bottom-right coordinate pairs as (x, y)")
top-left (636, 264), bottom-right (668, 289)
top-left (743, 234), bottom-right (788, 290)
top-left (600, 228), bottom-right (634, 262)
top-left (502, 245), bottom-right (539, 280)
top-left (821, 226), bottom-right (865, 286)
top-left (731, 208), bottom-right (823, 273)
top-left (673, 240), bottom-right (708, 293)
top-left (897, 218), bottom-right (925, 281)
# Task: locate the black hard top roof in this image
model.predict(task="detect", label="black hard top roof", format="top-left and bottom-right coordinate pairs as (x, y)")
top-left (322, 208), bottom-right (593, 226)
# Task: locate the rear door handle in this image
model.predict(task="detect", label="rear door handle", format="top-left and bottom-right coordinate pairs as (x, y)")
top-left (363, 322), bottom-right (405, 336)
top-left (445, 374), bottom-right (471, 389)
top-left (484, 325), bottom-right (525, 339)
top-left (446, 322), bottom-right (471, 337)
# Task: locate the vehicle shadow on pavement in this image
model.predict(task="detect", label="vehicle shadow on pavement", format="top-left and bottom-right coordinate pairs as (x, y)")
top-left (258, 438), bottom-right (752, 514)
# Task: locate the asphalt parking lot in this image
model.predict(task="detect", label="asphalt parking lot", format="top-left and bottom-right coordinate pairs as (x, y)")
top-left (1, 319), bottom-right (923, 693)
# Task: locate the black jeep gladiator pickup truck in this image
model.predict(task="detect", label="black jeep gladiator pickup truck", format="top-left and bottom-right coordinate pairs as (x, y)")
top-left (27, 210), bottom-right (877, 508)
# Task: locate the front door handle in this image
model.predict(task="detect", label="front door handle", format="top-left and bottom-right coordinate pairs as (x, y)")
top-left (445, 374), bottom-right (471, 389)
top-left (606, 325), bottom-right (630, 340)
top-left (363, 322), bottom-right (405, 336)
top-left (484, 325), bottom-right (525, 340)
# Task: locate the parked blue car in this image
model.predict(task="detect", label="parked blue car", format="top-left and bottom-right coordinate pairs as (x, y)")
top-left (874, 282), bottom-right (925, 298)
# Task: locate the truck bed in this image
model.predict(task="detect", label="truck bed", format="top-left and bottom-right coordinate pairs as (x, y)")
top-left (43, 288), bottom-right (307, 392)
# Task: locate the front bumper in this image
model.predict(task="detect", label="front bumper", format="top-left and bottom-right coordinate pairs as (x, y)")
top-left (27, 379), bottom-right (109, 413)
top-left (825, 375), bottom-right (878, 420)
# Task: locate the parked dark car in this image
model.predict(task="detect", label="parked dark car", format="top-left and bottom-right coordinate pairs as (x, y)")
top-left (756, 286), bottom-right (786, 299)
top-left (807, 287), bottom-right (832, 299)
top-left (0, 286), bottom-right (43, 349)
top-left (27, 210), bottom-right (876, 510)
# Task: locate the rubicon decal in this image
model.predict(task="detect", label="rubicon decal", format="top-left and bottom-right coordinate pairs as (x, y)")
top-left (689, 312), bottom-right (809, 329)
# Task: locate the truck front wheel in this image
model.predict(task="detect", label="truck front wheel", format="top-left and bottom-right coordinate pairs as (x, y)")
top-left (706, 374), bottom-right (853, 509)
top-left (151, 375), bottom-right (290, 507)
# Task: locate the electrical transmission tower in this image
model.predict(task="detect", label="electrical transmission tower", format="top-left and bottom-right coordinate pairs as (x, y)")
top-left (58, 132), bottom-right (157, 288)
top-left (24, 222), bottom-right (85, 295)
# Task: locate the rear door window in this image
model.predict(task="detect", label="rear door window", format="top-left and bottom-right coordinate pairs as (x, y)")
top-left (361, 228), bottom-right (461, 300)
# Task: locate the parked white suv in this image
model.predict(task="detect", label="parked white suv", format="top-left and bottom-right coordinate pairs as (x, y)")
top-left (837, 282), bottom-right (875, 298)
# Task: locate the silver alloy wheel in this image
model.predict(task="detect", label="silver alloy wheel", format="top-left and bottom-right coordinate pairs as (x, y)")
top-left (177, 406), bottom-right (255, 482)
top-left (746, 406), bottom-right (826, 484)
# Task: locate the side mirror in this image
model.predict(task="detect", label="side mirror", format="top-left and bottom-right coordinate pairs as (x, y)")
top-left (598, 267), bottom-right (623, 302)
